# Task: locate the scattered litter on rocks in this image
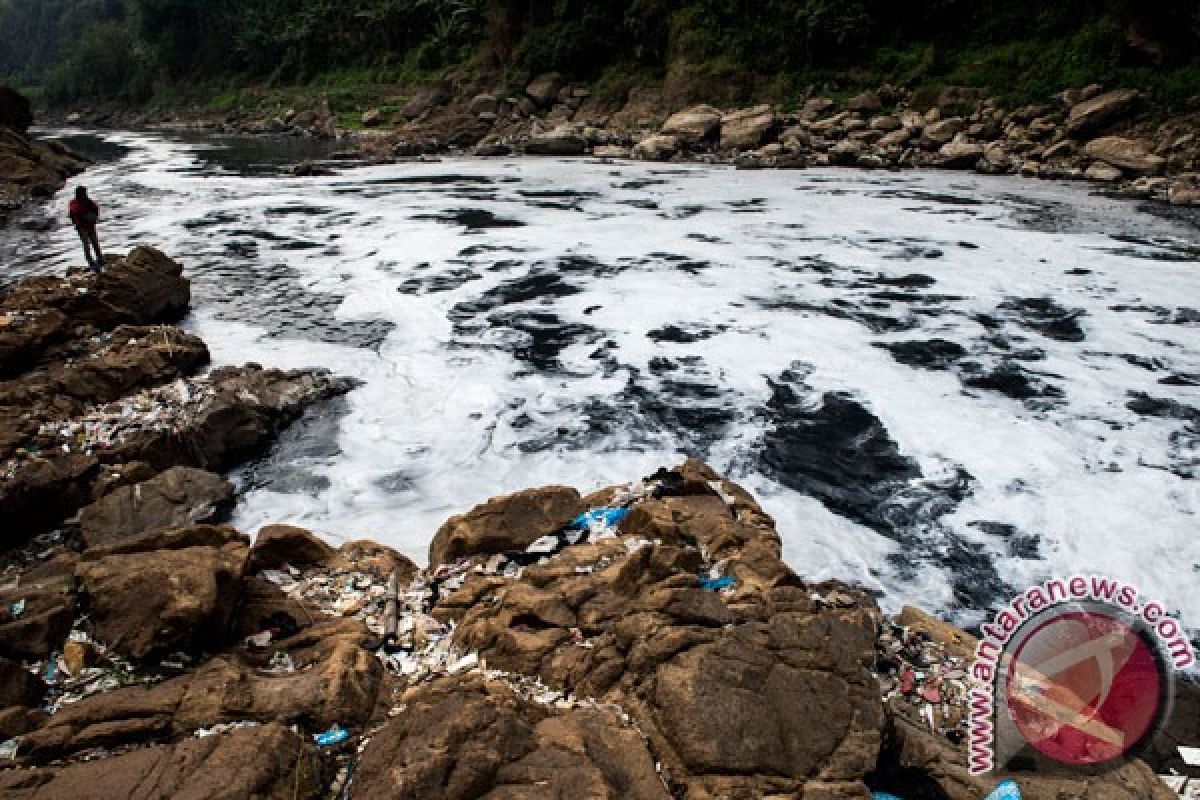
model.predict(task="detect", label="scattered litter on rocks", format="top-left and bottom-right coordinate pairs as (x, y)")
top-left (195, 721), bottom-right (260, 738)
top-left (35, 377), bottom-right (218, 455)
top-left (874, 619), bottom-right (971, 742)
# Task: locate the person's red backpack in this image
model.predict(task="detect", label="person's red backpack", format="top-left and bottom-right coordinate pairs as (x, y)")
top-left (69, 197), bottom-right (98, 227)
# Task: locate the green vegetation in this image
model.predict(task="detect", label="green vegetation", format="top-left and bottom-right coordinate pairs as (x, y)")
top-left (2, 0), bottom-right (1199, 110)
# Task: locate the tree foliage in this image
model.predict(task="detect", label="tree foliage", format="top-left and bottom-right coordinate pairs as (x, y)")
top-left (3, 0), bottom-right (1198, 104)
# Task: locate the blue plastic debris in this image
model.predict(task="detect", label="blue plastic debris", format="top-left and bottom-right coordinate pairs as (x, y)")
top-left (699, 575), bottom-right (736, 591)
top-left (314, 725), bottom-right (349, 747)
top-left (570, 507), bottom-right (629, 530)
top-left (874, 780), bottom-right (1019, 800)
top-left (985, 781), bottom-right (1021, 800)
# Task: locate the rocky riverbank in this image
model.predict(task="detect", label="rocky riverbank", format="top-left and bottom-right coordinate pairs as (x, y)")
top-left (369, 77), bottom-right (1200, 206)
top-left (0, 87), bottom-right (88, 219)
top-left (0, 255), bottom-right (1193, 797)
top-left (53, 75), bottom-right (1200, 207)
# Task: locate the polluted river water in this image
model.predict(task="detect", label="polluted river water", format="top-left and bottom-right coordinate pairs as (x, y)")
top-left (4, 128), bottom-right (1199, 639)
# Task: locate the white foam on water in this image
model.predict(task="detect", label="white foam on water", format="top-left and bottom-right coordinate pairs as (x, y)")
top-left (12, 132), bottom-right (1200, 634)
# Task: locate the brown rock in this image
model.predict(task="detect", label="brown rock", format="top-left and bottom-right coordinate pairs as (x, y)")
top-left (0, 722), bottom-right (322, 799)
top-left (847, 90), bottom-right (883, 112)
top-left (881, 710), bottom-right (1173, 800)
top-left (78, 466), bottom-right (234, 548)
top-left (923, 118), bottom-right (965, 146)
top-left (869, 115), bottom-right (902, 132)
top-left (661, 104), bottom-right (722, 144)
top-left (22, 617), bottom-right (378, 762)
top-left (1084, 135), bottom-right (1166, 175)
top-left (524, 127), bottom-right (588, 156)
top-left (331, 539), bottom-right (418, 584)
top-left (0, 325), bottom-right (209, 418)
top-left (894, 606), bottom-right (977, 661)
top-left (526, 73), bottom-right (565, 107)
top-left (0, 247), bottom-right (189, 328)
top-left (1066, 88), bottom-right (1138, 136)
top-left (248, 524), bottom-right (335, 571)
top-left (401, 83), bottom-right (451, 120)
top-left (633, 133), bottom-right (680, 161)
top-left (937, 135), bottom-right (984, 169)
top-left (442, 463), bottom-right (884, 798)
top-left (0, 308), bottom-right (68, 378)
top-left (76, 536), bottom-right (247, 659)
top-left (0, 575), bottom-right (77, 660)
top-left (0, 452), bottom-right (97, 542)
top-left (429, 485), bottom-right (584, 566)
top-left (0, 656), bottom-right (45, 707)
top-left (720, 105), bottom-right (777, 151)
top-left (353, 676), bottom-right (671, 800)
top-left (1085, 161), bottom-right (1124, 182)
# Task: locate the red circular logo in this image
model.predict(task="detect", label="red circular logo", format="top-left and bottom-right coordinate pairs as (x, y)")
top-left (1005, 610), bottom-right (1164, 765)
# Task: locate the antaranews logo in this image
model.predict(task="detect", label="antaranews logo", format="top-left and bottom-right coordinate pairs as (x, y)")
top-left (968, 575), bottom-right (1195, 776)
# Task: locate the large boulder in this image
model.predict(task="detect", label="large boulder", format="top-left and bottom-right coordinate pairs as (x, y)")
top-left (938, 135), bottom-right (985, 169)
top-left (661, 104), bottom-right (722, 144)
top-left (0, 86), bottom-right (33, 134)
top-left (428, 485), bottom-right (584, 566)
top-left (75, 526), bottom-right (248, 658)
top-left (0, 247), bottom-right (190, 326)
top-left (524, 127), bottom-right (588, 156)
top-left (719, 105), bottom-right (777, 151)
top-left (0, 309), bottom-right (68, 378)
top-left (439, 462), bottom-right (884, 798)
top-left (525, 73), bottom-right (565, 107)
top-left (0, 722), bottom-right (322, 799)
top-left (248, 523), bottom-right (336, 571)
top-left (78, 466), bottom-right (234, 548)
top-left (353, 677), bottom-right (671, 800)
top-left (923, 117), bottom-right (965, 146)
top-left (1084, 135), bottom-right (1166, 175)
top-left (0, 453), bottom-right (98, 543)
top-left (633, 133), bottom-right (680, 161)
top-left (1066, 88), bottom-right (1138, 136)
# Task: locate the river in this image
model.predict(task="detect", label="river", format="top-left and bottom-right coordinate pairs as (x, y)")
top-left (4, 129), bottom-right (1199, 636)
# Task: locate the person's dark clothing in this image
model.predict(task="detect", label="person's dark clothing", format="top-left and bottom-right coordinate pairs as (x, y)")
top-left (68, 196), bottom-right (103, 270)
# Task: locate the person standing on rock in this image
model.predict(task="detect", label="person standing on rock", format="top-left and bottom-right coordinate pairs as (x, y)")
top-left (68, 186), bottom-right (104, 271)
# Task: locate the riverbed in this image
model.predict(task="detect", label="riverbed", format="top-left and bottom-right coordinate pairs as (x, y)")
top-left (5, 129), bottom-right (1199, 634)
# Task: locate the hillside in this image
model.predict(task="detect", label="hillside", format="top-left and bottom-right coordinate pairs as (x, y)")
top-left (2, 0), bottom-right (1199, 114)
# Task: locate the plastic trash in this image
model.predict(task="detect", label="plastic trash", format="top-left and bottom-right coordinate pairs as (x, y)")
top-left (0, 739), bottom-right (18, 760)
top-left (244, 631), bottom-right (272, 648)
top-left (699, 575), bottom-right (736, 591)
top-left (526, 535), bottom-right (560, 555)
top-left (314, 725), bottom-right (350, 747)
top-left (570, 507), bottom-right (629, 531)
top-left (872, 794), bottom-right (904, 800)
top-left (448, 653), bottom-right (479, 675)
top-left (9, 599), bottom-right (25, 618)
top-left (985, 781), bottom-right (1021, 800)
